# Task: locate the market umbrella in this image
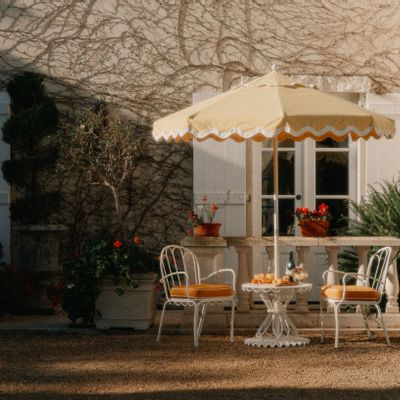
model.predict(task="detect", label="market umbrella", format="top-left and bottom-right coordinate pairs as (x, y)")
top-left (153, 70), bottom-right (396, 278)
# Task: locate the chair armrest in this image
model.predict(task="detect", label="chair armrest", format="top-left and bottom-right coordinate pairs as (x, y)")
top-left (160, 271), bottom-right (189, 286)
top-left (322, 270), bottom-right (368, 285)
top-left (201, 269), bottom-right (236, 293)
top-left (322, 270), bottom-right (383, 302)
top-left (342, 272), bottom-right (382, 287)
top-left (160, 271), bottom-right (191, 299)
top-left (160, 271), bottom-right (189, 283)
top-left (322, 270), bottom-right (381, 286)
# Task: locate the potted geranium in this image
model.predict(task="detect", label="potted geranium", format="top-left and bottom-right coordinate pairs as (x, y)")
top-left (62, 236), bottom-right (159, 329)
top-left (188, 195), bottom-right (221, 236)
top-left (295, 203), bottom-right (331, 237)
top-left (95, 236), bottom-right (159, 330)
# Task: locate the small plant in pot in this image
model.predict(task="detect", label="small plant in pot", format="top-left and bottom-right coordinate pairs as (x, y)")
top-left (295, 203), bottom-right (331, 237)
top-left (62, 236), bottom-right (159, 329)
top-left (188, 195), bottom-right (221, 237)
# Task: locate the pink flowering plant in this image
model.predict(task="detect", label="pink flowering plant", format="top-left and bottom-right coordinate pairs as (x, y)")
top-left (188, 195), bottom-right (219, 226)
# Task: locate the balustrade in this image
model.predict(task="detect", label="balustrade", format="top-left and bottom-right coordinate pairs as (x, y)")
top-left (179, 236), bottom-right (400, 330)
top-left (225, 236), bottom-right (400, 315)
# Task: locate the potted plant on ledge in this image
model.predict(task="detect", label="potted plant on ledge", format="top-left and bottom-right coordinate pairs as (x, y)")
top-left (62, 236), bottom-right (158, 329)
top-left (295, 203), bottom-right (331, 237)
top-left (188, 195), bottom-right (221, 237)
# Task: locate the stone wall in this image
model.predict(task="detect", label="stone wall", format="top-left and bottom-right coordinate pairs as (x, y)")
top-left (1, 0), bottom-right (400, 253)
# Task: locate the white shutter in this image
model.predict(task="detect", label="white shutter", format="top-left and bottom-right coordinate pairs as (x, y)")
top-left (192, 92), bottom-right (246, 236)
top-left (364, 93), bottom-right (400, 188)
top-left (0, 91), bottom-right (10, 262)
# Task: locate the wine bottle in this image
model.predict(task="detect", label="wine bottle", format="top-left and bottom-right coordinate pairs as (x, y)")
top-left (286, 251), bottom-right (295, 272)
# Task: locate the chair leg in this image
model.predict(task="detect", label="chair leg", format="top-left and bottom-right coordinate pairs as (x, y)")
top-left (320, 300), bottom-right (324, 344)
top-left (361, 305), bottom-right (373, 339)
top-left (375, 304), bottom-right (391, 345)
top-left (193, 303), bottom-right (200, 347)
top-left (334, 303), bottom-right (340, 349)
top-left (156, 302), bottom-right (168, 343)
top-left (230, 299), bottom-right (235, 342)
top-left (197, 303), bottom-right (208, 338)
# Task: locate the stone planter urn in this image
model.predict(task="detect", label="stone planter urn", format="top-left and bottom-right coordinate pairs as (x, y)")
top-left (13, 224), bottom-right (67, 312)
top-left (95, 272), bottom-right (159, 330)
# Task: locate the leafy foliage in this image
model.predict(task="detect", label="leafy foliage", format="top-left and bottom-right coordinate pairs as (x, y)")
top-left (62, 237), bottom-right (158, 323)
top-left (338, 248), bottom-right (359, 273)
top-left (111, 237), bottom-right (158, 279)
top-left (61, 102), bottom-right (148, 238)
top-left (347, 180), bottom-right (400, 237)
top-left (62, 239), bottom-right (111, 323)
top-left (1, 72), bottom-right (60, 224)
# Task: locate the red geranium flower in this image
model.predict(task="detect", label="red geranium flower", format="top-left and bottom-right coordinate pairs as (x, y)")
top-left (319, 203), bottom-right (329, 214)
top-left (113, 240), bottom-right (122, 248)
top-left (133, 236), bottom-right (142, 246)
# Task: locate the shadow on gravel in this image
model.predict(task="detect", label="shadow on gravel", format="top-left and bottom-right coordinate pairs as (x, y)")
top-left (1, 388), bottom-right (399, 400)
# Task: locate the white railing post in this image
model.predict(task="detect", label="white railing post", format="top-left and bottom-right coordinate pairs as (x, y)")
top-left (385, 246), bottom-right (399, 314)
top-left (295, 246), bottom-right (310, 313)
top-left (356, 246), bottom-right (370, 286)
top-left (325, 246), bottom-right (339, 285)
top-left (236, 246), bottom-right (251, 312)
top-left (356, 246), bottom-right (370, 313)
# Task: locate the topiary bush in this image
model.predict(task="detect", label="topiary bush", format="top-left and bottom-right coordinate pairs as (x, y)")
top-left (1, 72), bottom-right (60, 224)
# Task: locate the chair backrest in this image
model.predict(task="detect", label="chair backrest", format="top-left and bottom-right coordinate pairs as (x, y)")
top-left (365, 246), bottom-right (392, 295)
top-left (159, 245), bottom-right (201, 300)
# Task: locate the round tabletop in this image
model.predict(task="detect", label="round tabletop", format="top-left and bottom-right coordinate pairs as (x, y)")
top-left (242, 282), bottom-right (312, 293)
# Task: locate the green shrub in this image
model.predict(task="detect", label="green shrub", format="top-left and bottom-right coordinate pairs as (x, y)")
top-left (1, 72), bottom-right (60, 224)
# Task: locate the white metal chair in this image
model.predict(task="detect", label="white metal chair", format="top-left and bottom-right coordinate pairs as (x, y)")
top-left (320, 246), bottom-right (392, 348)
top-left (156, 244), bottom-right (236, 347)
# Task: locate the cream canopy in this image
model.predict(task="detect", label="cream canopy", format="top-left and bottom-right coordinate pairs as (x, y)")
top-left (153, 71), bottom-right (396, 143)
top-left (152, 70), bottom-right (396, 279)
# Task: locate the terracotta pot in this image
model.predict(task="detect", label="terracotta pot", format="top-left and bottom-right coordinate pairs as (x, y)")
top-left (299, 220), bottom-right (329, 237)
top-left (194, 223), bottom-right (221, 237)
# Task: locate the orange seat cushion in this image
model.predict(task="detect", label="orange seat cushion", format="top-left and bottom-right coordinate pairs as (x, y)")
top-left (321, 285), bottom-right (379, 301)
top-left (170, 284), bottom-right (234, 298)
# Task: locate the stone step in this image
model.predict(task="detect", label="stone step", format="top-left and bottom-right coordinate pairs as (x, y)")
top-left (155, 309), bottom-right (400, 331)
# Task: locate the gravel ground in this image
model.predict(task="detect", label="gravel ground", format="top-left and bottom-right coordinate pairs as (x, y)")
top-left (1, 331), bottom-right (400, 400)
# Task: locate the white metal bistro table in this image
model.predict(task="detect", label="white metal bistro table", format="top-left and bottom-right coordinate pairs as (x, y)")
top-left (242, 282), bottom-right (312, 348)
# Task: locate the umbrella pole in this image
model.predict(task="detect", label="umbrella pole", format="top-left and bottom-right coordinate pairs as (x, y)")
top-left (273, 136), bottom-right (280, 279)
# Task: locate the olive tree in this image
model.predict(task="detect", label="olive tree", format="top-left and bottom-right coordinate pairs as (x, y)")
top-left (62, 102), bottom-right (148, 238)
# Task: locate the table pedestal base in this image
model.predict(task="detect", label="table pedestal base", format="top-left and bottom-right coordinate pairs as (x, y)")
top-left (245, 335), bottom-right (310, 348)
top-left (242, 283), bottom-right (312, 348)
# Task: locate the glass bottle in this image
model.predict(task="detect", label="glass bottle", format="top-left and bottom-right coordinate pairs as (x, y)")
top-left (286, 251), bottom-right (295, 274)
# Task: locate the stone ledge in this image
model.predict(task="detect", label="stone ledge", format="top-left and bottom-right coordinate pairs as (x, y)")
top-left (181, 236), bottom-right (227, 247)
